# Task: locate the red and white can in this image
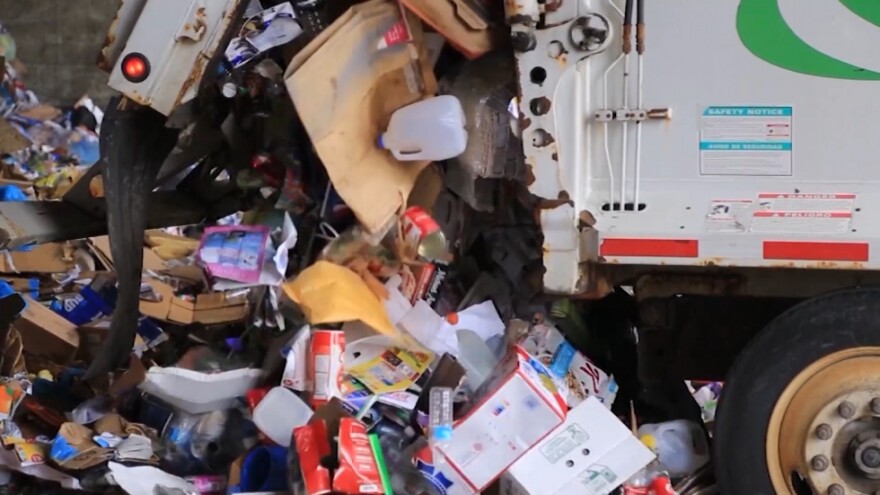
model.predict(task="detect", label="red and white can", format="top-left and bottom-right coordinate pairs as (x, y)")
top-left (309, 330), bottom-right (346, 409)
top-left (401, 206), bottom-right (447, 261)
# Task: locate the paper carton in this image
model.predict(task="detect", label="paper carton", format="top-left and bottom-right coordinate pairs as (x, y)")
top-left (437, 347), bottom-right (566, 491)
top-left (14, 296), bottom-right (79, 363)
top-left (139, 278), bottom-right (247, 325)
top-left (517, 322), bottom-right (618, 408)
top-left (284, 0), bottom-right (437, 234)
top-left (504, 397), bottom-right (655, 495)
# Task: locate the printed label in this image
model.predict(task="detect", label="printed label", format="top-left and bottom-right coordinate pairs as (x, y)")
top-left (757, 193), bottom-right (855, 212)
top-left (577, 465), bottom-right (617, 492)
top-left (751, 211), bottom-right (852, 234)
top-left (705, 199), bottom-right (753, 233)
top-left (539, 424), bottom-right (589, 464)
top-left (700, 106), bottom-right (792, 176)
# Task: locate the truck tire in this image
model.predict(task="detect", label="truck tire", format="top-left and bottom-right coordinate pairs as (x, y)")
top-left (715, 288), bottom-right (880, 495)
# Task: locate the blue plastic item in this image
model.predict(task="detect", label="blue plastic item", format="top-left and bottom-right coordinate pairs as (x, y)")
top-left (236, 446), bottom-right (289, 493)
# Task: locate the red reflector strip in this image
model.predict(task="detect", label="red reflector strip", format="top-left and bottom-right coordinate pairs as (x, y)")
top-left (600, 239), bottom-right (699, 258)
top-left (763, 241), bottom-right (868, 262)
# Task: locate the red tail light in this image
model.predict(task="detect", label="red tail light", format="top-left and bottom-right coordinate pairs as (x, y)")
top-left (121, 53), bottom-right (150, 83)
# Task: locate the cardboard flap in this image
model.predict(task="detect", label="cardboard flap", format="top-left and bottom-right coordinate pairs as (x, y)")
top-left (402, 0), bottom-right (495, 59)
top-left (15, 296), bottom-right (79, 362)
top-left (285, 0), bottom-right (437, 234)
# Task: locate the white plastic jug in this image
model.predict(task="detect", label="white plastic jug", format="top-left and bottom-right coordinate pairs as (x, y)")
top-left (253, 387), bottom-right (313, 447)
top-left (637, 420), bottom-right (710, 477)
top-left (378, 95), bottom-right (468, 161)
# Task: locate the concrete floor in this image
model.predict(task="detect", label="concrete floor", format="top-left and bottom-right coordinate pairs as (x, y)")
top-left (1, 0), bottom-right (119, 106)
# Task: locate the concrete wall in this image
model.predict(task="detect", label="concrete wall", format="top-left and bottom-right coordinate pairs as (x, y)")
top-left (1, 0), bottom-right (120, 106)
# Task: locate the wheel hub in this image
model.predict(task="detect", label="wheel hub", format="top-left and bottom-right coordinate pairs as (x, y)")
top-left (767, 349), bottom-right (880, 494)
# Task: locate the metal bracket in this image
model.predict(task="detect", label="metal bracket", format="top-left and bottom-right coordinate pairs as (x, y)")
top-left (509, 4), bottom-right (611, 200)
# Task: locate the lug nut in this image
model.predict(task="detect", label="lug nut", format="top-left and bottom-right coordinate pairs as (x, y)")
top-left (872, 398), bottom-right (880, 415)
top-left (828, 484), bottom-right (845, 495)
top-left (816, 423), bottom-right (834, 440)
top-left (839, 400), bottom-right (856, 419)
top-left (811, 455), bottom-right (830, 471)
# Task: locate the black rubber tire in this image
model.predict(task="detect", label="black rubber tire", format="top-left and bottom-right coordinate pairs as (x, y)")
top-left (715, 288), bottom-right (880, 494)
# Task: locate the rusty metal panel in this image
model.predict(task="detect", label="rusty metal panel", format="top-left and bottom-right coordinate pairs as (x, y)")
top-left (106, 0), bottom-right (245, 116)
top-left (97, 0), bottom-right (149, 72)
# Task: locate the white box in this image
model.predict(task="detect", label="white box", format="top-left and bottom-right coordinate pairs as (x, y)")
top-left (505, 397), bottom-right (655, 495)
top-left (437, 347), bottom-right (566, 491)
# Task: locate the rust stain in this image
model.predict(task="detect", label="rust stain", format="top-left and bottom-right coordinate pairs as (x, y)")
top-left (125, 90), bottom-right (152, 107)
top-left (530, 96), bottom-right (551, 116)
top-left (532, 129), bottom-right (555, 148)
top-left (520, 116), bottom-right (532, 130)
top-left (551, 152), bottom-right (558, 161)
top-left (545, 0), bottom-right (563, 12)
top-left (96, 9), bottom-right (122, 71)
top-left (176, 54), bottom-right (208, 106)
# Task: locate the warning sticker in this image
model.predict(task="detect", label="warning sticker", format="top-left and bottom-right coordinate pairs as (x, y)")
top-left (757, 193), bottom-right (855, 212)
top-left (700, 106), bottom-right (792, 176)
top-left (705, 200), bottom-right (753, 233)
top-left (751, 211), bottom-right (852, 234)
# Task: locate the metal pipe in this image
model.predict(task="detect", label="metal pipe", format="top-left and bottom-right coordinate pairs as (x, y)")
top-left (603, 54), bottom-right (624, 208)
top-left (619, 0), bottom-right (635, 210)
top-left (634, 56), bottom-right (644, 208)
top-left (634, 0), bottom-right (645, 208)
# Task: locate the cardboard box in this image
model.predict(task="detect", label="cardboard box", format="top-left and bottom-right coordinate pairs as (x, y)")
top-left (285, 0), bottom-right (438, 234)
top-left (139, 278), bottom-right (247, 325)
top-left (14, 296), bottom-right (79, 363)
top-left (437, 347), bottom-right (566, 491)
top-left (504, 397), bottom-right (655, 495)
top-left (401, 0), bottom-right (496, 59)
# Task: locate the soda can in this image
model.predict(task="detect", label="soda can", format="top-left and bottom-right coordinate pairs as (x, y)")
top-left (308, 330), bottom-right (346, 408)
top-left (401, 206), bottom-right (447, 261)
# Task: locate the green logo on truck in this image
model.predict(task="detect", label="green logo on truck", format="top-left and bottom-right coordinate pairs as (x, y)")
top-left (737, 0), bottom-right (880, 80)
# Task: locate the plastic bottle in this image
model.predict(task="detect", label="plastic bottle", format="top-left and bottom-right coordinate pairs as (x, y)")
top-left (455, 329), bottom-right (499, 390)
top-left (378, 96), bottom-right (468, 161)
top-left (637, 420), bottom-right (710, 478)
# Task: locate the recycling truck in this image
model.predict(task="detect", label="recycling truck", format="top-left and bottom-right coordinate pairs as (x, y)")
top-left (26, 0), bottom-right (880, 493)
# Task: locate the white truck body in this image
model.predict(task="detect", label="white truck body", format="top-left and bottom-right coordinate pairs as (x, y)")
top-left (511, 0), bottom-right (880, 293)
top-left (100, 0), bottom-right (245, 116)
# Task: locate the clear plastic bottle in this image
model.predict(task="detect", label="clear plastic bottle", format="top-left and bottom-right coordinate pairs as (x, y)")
top-left (378, 96), bottom-right (468, 162)
top-left (637, 420), bottom-right (710, 478)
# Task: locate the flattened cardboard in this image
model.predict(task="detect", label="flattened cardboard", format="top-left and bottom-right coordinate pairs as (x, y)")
top-left (89, 236), bottom-right (167, 273)
top-left (0, 243), bottom-right (73, 274)
top-left (505, 397), bottom-right (655, 495)
top-left (401, 0), bottom-right (495, 59)
top-left (14, 296), bottom-right (79, 363)
top-left (139, 278), bottom-right (247, 325)
top-left (285, 0), bottom-right (438, 234)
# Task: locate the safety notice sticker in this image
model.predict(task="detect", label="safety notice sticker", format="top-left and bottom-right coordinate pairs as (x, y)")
top-left (700, 106), bottom-right (792, 176)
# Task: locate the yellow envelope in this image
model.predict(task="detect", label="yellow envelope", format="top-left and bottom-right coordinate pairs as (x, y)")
top-left (282, 261), bottom-right (396, 337)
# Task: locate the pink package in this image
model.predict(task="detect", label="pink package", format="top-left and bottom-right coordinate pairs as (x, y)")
top-left (198, 225), bottom-right (270, 283)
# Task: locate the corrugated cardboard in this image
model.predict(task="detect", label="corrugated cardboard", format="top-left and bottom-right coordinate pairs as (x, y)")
top-left (89, 236), bottom-right (167, 273)
top-left (139, 278), bottom-right (247, 325)
top-left (14, 296), bottom-right (79, 363)
top-left (0, 118), bottom-right (28, 155)
top-left (0, 244), bottom-right (73, 274)
top-left (437, 348), bottom-right (566, 491)
top-left (284, 0), bottom-right (437, 234)
top-left (401, 0), bottom-right (495, 59)
top-left (504, 397), bottom-right (656, 495)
